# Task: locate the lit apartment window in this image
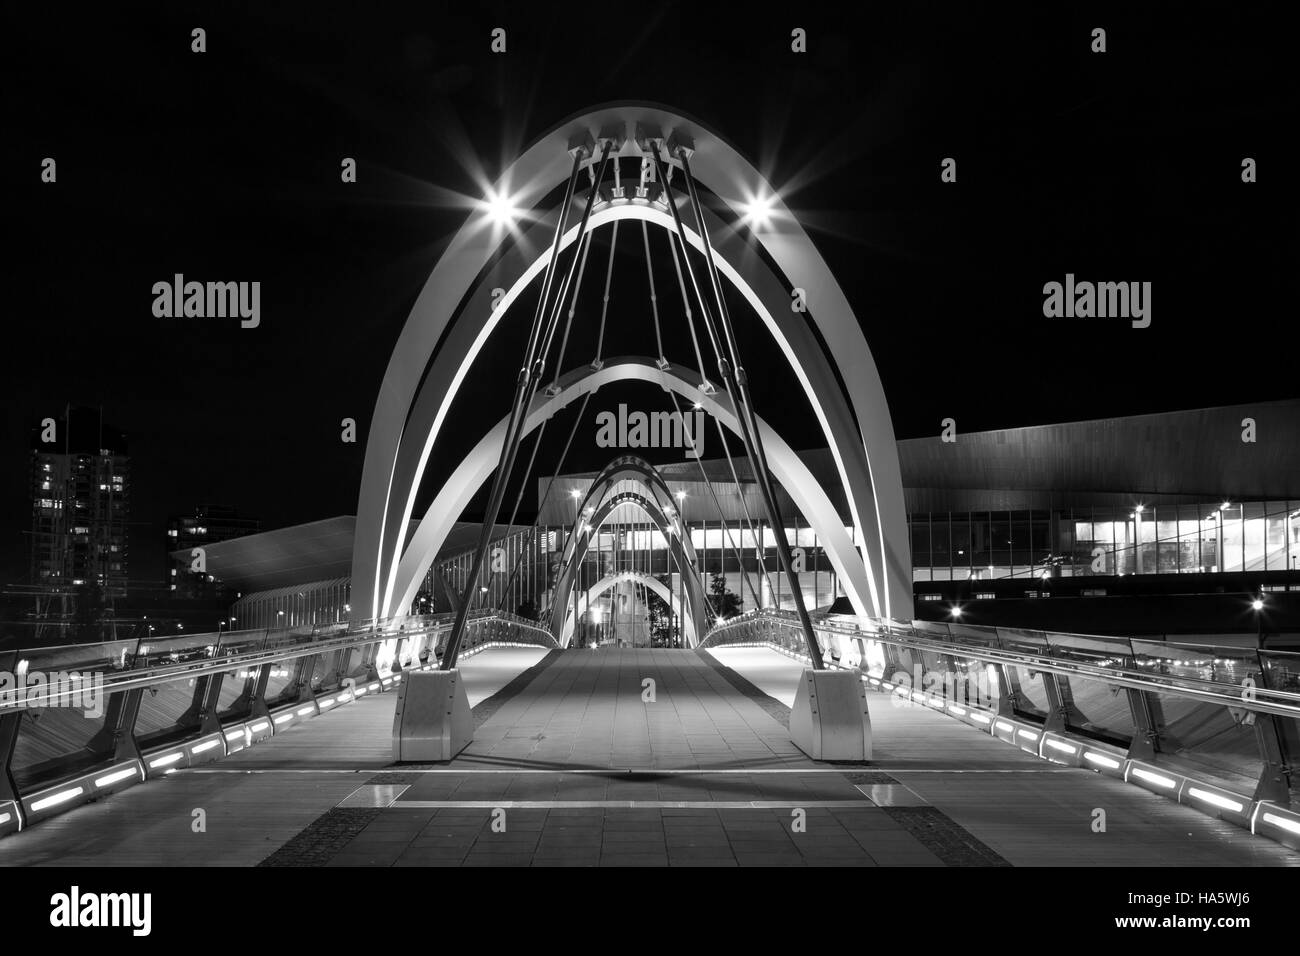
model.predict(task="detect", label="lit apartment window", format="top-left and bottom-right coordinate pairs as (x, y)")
top-left (168, 529), bottom-right (178, 537)
top-left (41, 481), bottom-right (50, 491)
top-left (112, 475), bottom-right (123, 482)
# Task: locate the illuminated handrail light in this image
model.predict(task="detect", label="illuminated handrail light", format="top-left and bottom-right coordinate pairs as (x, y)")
top-left (1017, 729), bottom-right (1039, 740)
top-left (1083, 752), bottom-right (1122, 770)
top-left (1186, 787), bottom-right (1244, 813)
top-left (31, 787), bottom-right (84, 812)
top-left (1046, 740), bottom-right (1078, 755)
top-left (0, 812), bottom-right (10, 825)
top-left (248, 721), bottom-right (270, 734)
top-left (296, 706), bottom-right (315, 717)
top-left (337, 692), bottom-right (352, 702)
top-left (1131, 767), bottom-right (1177, 789)
top-left (1261, 812), bottom-right (1300, 835)
top-left (94, 767), bottom-right (138, 788)
top-left (273, 714), bottom-right (294, 725)
top-left (224, 728), bottom-right (245, 740)
top-left (148, 752), bottom-right (183, 769)
top-left (318, 697), bottom-right (335, 707)
top-left (995, 721), bottom-right (1014, 733)
top-left (190, 740), bottom-right (221, 755)
top-left (969, 713), bottom-right (992, 725)
top-left (947, 705), bottom-right (967, 716)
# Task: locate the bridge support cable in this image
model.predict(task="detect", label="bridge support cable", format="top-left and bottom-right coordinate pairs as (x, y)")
top-left (653, 146), bottom-right (824, 668)
top-left (443, 145), bottom-right (610, 669)
top-left (642, 220), bottom-right (669, 367)
top-left (590, 221), bottom-right (620, 368)
top-left (641, 220), bottom-right (766, 610)
top-left (665, 228), bottom-right (714, 392)
top-left (496, 210), bottom-right (622, 613)
top-left (655, 222), bottom-right (772, 608)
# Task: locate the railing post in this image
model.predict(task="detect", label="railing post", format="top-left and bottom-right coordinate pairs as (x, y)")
top-left (1124, 689), bottom-right (1159, 761)
top-left (0, 711), bottom-right (23, 809)
top-left (1252, 659), bottom-right (1293, 804)
top-left (291, 656), bottom-right (316, 704)
top-left (181, 672), bottom-right (225, 735)
top-left (248, 664), bottom-right (274, 721)
top-left (989, 664), bottom-right (1015, 717)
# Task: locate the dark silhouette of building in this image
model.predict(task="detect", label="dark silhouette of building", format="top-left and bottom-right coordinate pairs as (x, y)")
top-left (166, 505), bottom-right (261, 597)
top-left (28, 406), bottom-right (130, 622)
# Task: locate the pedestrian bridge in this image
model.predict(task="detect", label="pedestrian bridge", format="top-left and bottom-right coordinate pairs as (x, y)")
top-left (2, 611), bottom-right (1298, 867)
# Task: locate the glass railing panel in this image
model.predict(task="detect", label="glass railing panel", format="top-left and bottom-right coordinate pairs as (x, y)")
top-left (1130, 639), bottom-right (1259, 690)
top-left (261, 660), bottom-right (297, 702)
top-left (1150, 693), bottom-right (1263, 794)
top-left (216, 666), bottom-right (258, 722)
top-left (1005, 665), bottom-right (1051, 720)
top-left (16, 639), bottom-right (139, 679)
top-left (10, 694), bottom-right (117, 791)
top-left (134, 677), bottom-right (205, 749)
top-left (1059, 674), bottom-right (1136, 746)
top-left (1043, 632), bottom-right (1134, 669)
top-left (993, 626), bottom-right (1051, 657)
top-left (213, 629), bottom-right (271, 662)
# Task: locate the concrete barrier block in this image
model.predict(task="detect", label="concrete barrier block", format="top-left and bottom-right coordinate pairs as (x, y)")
top-left (392, 669), bottom-right (472, 762)
top-left (790, 668), bottom-right (872, 762)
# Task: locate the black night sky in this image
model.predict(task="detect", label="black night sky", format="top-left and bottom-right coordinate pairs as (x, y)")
top-left (5, 2), bottom-right (1296, 589)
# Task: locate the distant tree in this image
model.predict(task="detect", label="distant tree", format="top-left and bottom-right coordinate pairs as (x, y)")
top-left (708, 572), bottom-right (742, 619)
top-left (646, 574), bottom-right (673, 647)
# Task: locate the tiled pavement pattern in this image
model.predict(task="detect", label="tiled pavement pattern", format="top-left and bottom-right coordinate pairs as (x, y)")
top-left (277, 648), bottom-right (1011, 866)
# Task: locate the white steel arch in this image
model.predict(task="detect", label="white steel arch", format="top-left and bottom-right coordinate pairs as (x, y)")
top-left (352, 103), bottom-right (911, 629)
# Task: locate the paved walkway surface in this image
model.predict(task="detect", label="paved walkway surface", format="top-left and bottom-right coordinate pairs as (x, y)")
top-left (3, 646), bottom-right (1297, 868)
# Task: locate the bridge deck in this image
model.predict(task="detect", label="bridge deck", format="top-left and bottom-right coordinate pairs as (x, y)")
top-left (1, 647), bottom-right (1295, 867)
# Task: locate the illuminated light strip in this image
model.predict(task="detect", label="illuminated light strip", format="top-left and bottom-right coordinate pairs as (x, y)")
top-left (1017, 729), bottom-right (1039, 740)
top-left (880, 682), bottom-right (894, 690)
top-left (1083, 752), bottom-right (1122, 770)
top-left (1131, 767), bottom-right (1177, 789)
top-left (947, 705), bottom-right (967, 716)
top-left (1186, 787), bottom-right (1245, 813)
top-left (354, 688), bottom-right (367, 697)
top-left (338, 692), bottom-right (353, 702)
top-left (248, 721), bottom-right (270, 734)
top-left (1261, 812), bottom-right (1300, 836)
top-left (225, 728), bottom-right (245, 740)
top-left (368, 683), bottom-right (381, 692)
top-left (297, 706), bottom-right (316, 717)
top-left (94, 767), bottom-right (138, 788)
top-left (318, 698), bottom-right (335, 707)
top-left (0, 812), bottom-right (10, 826)
top-left (148, 752), bottom-right (184, 769)
top-left (191, 740), bottom-right (221, 755)
top-left (995, 721), bottom-right (1014, 733)
top-left (31, 787), bottom-right (84, 812)
top-left (273, 713), bottom-right (294, 725)
top-left (1045, 740), bottom-right (1078, 755)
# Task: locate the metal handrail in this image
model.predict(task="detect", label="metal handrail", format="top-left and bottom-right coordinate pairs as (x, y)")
top-left (702, 611), bottom-right (1300, 720)
top-left (0, 611), bottom-right (557, 713)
